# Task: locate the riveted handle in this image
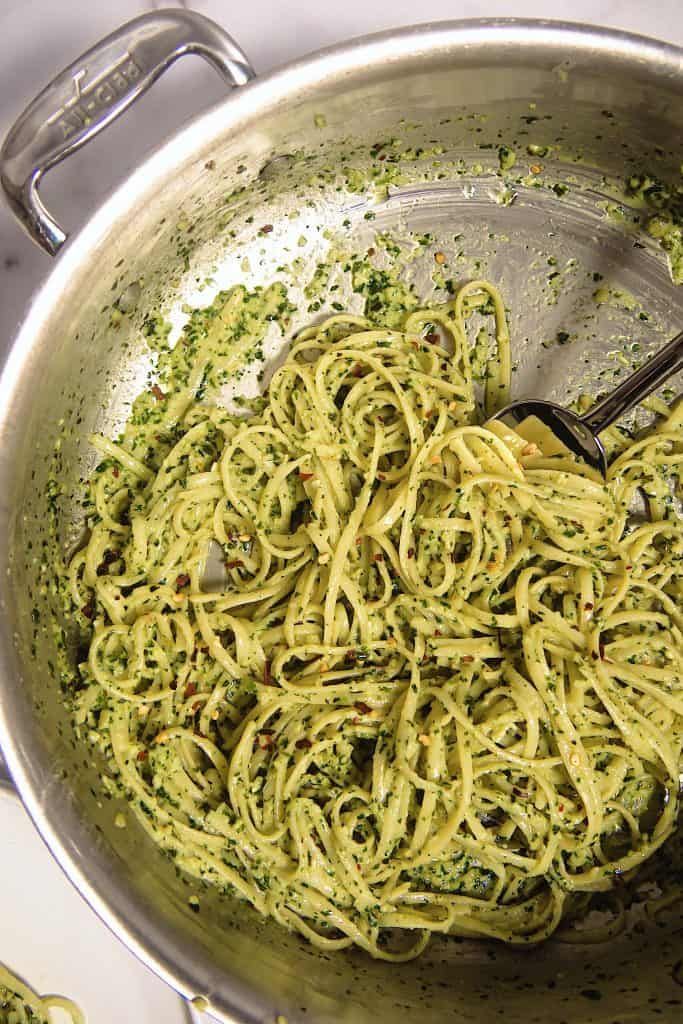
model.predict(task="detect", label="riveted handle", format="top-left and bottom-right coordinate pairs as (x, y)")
top-left (0, 8), bottom-right (255, 255)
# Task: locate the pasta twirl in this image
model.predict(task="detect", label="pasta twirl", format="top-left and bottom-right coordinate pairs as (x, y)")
top-left (0, 965), bottom-right (83, 1024)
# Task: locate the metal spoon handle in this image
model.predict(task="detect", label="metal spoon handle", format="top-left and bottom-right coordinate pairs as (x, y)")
top-left (580, 330), bottom-right (683, 435)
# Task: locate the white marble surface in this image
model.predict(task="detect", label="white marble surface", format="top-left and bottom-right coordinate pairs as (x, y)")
top-left (0, 0), bottom-right (682, 352)
top-left (0, 785), bottom-right (193, 1024)
top-left (0, 1), bottom-right (682, 1020)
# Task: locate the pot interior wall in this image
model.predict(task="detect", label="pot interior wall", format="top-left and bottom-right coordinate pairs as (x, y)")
top-left (2, 30), bottom-right (683, 1024)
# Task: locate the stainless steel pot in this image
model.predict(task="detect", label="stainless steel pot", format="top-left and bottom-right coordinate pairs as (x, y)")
top-left (0, 10), bottom-right (682, 1023)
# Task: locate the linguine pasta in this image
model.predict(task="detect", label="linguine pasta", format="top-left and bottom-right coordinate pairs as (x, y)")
top-left (0, 964), bottom-right (83, 1024)
top-left (65, 280), bottom-right (683, 959)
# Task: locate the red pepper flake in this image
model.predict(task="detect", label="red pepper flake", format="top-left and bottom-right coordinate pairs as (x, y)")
top-left (298, 471), bottom-right (314, 482)
top-left (351, 363), bottom-right (363, 378)
top-left (367, 247), bottom-right (376, 257)
top-left (192, 701), bottom-right (202, 713)
top-left (136, 749), bottom-right (148, 762)
top-left (377, 472), bottom-right (386, 481)
top-left (407, 548), bottom-right (415, 559)
top-left (425, 332), bottom-right (440, 344)
top-left (175, 574), bottom-right (190, 591)
top-left (462, 655), bottom-right (474, 663)
top-left (150, 384), bottom-right (166, 402)
top-left (558, 803), bottom-right (564, 813)
top-left (185, 682), bottom-right (197, 698)
top-left (296, 738), bottom-right (313, 750)
top-left (625, 565), bottom-right (632, 571)
top-left (584, 602), bottom-right (594, 611)
top-left (226, 559), bottom-right (243, 570)
top-left (257, 730), bottom-right (275, 749)
top-left (372, 553), bottom-right (384, 563)
top-left (378, 153), bottom-right (386, 161)
top-left (259, 224), bottom-right (274, 234)
top-left (263, 661), bottom-right (273, 686)
top-left (81, 600), bottom-right (95, 620)
top-left (112, 466), bottom-right (120, 478)
top-left (434, 629), bottom-right (442, 637)
top-left (354, 701), bottom-right (372, 715)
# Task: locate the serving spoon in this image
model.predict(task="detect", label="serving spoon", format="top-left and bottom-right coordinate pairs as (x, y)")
top-left (491, 330), bottom-right (683, 475)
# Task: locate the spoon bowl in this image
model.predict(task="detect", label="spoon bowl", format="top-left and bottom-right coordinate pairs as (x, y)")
top-left (491, 330), bottom-right (683, 475)
top-left (492, 399), bottom-right (608, 474)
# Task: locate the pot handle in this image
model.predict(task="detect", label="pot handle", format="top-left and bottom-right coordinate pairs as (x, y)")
top-left (0, 9), bottom-right (255, 256)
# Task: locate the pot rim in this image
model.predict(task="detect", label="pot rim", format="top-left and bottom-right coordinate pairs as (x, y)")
top-left (0, 17), bottom-right (682, 1021)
